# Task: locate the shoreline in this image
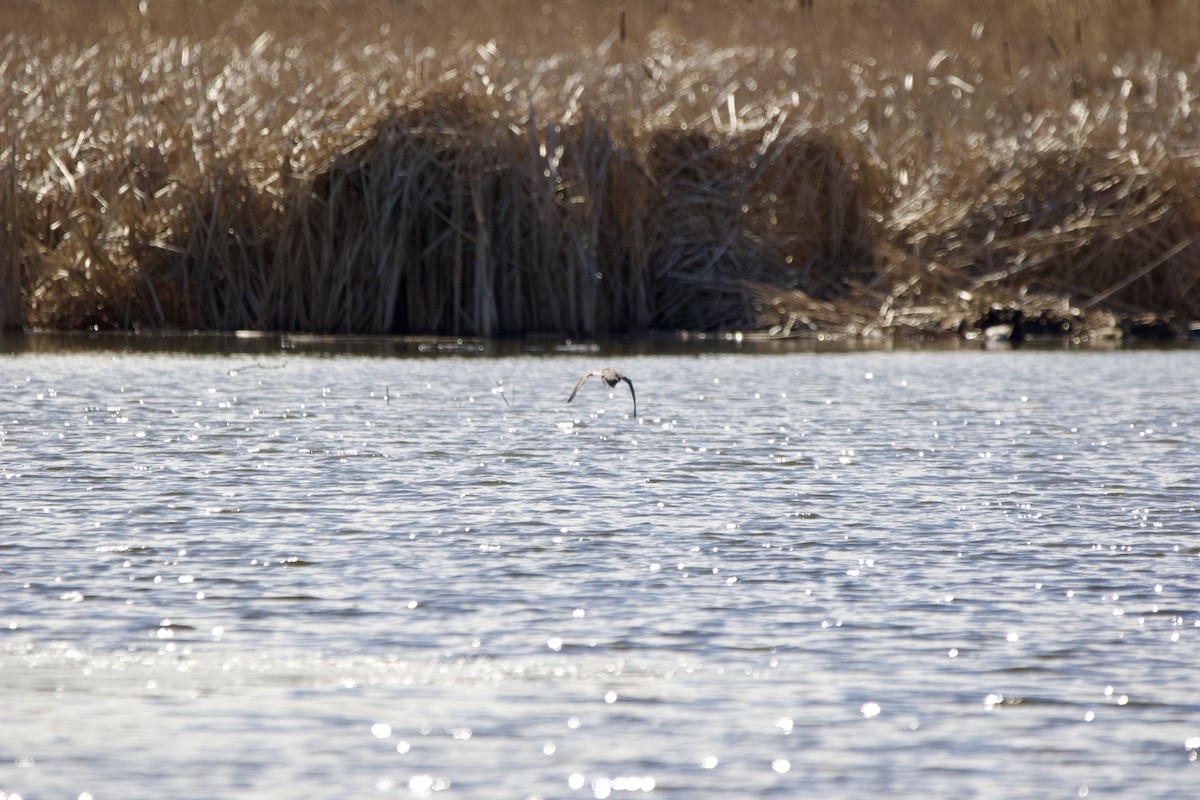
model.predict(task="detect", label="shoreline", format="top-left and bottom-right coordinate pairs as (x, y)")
top-left (4, 324), bottom-right (1197, 363)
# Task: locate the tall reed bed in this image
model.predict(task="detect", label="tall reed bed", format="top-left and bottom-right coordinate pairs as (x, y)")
top-left (2, 0), bottom-right (1198, 336)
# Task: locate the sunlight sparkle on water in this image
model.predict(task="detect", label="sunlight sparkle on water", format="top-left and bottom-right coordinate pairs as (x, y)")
top-left (5, 347), bottom-right (1200, 799)
top-left (587, 775), bottom-right (656, 797)
top-left (406, 774), bottom-right (451, 794)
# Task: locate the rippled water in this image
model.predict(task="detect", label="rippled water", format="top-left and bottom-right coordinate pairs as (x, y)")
top-left (3, 337), bottom-right (1199, 799)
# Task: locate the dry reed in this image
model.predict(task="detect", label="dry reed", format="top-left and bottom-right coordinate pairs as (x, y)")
top-left (3, 0), bottom-right (1199, 338)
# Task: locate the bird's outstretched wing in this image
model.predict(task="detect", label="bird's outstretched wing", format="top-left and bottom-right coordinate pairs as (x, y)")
top-left (619, 376), bottom-right (637, 417)
top-left (567, 371), bottom-right (597, 403)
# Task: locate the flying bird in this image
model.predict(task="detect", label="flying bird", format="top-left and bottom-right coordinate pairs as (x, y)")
top-left (568, 368), bottom-right (636, 417)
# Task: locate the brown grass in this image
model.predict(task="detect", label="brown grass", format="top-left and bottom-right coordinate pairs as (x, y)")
top-left (2, 0), bottom-right (1199, 338)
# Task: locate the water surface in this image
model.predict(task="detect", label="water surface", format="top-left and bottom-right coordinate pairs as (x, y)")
top-left (2, 338), bottom-right (1199, 798)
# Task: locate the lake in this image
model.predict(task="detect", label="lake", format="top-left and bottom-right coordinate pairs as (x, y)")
top-left (2, 334), bottom-right (1199, 799)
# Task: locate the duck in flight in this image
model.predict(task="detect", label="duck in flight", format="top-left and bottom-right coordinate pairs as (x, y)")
top-left (568, 368), bottom-right (636, 417)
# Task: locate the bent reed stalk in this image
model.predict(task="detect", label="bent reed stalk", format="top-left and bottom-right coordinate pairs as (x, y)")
top-left (2, 0), bottom-right (1199, 338)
